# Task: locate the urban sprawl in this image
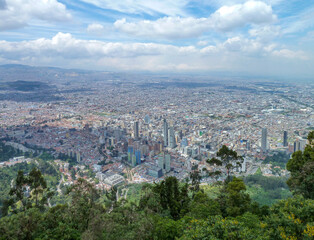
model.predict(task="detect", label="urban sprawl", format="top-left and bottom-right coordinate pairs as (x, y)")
top-left (0, 76), bottom-right (313, 190)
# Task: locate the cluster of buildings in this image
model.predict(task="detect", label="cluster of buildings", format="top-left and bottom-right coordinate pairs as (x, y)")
top-left (0, 78), bottom-right (312, 184)
top-left (0, 156), bottom-right (31, 168)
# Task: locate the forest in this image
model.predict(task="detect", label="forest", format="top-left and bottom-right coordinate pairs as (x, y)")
top-left (0, 131), bottom-right (313, 240)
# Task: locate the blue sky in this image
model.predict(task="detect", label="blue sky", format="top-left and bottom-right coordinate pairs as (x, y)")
top-left (0, 0), bottom-right (314, 79)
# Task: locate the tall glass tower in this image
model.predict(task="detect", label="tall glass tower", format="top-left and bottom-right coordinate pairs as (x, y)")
top-left (134, 121), bottom-right (139, 139)
top-left (283, 131), bottom-right (288, 147)
top-left (163, 119), bottom-right (168, 147)
top-left (261, 128), bottom-right (267, 151)
top-left (168, 126), bottom-right (175, 148)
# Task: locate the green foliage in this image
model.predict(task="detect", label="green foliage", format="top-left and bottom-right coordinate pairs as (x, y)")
top-left (244, 174), bottom-right (292, 205)
top-left (0, 141), bottom-right (26, 162)
top-left (224, 177), bottom-right (251, 217)
top-left (190, 170), bottom-right (201, 194)
top-left (188, 191), bottom-right (221, 219)
top-left (207, 145), bottom-right (243, 180)
top-left (0, 161), bottom-right (314, 240)
top-left (264, 151), bottom-right (290, 169)
top-left (38, 152), bottom-right (54, 161)
top-left (2, 167), bottom-right (53, 217)
top-left (286, 131), bottom-right (314, 199)
top-left (154, 216), bottom-right (183, 240)
top-left (148, 176), bottom-right (190, 220)
top-left (0, 162), bottom-right (37, 214)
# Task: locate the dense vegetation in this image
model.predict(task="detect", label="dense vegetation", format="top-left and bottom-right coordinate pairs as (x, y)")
top-left (0, 142), bottom-right (25, 162)
top-left (264, 151), bottom-right (290, 169)
top-left (0, 159), bottom-right (60, 216)
top-left (243, 175), bottom-right (292, 205)
top-left (0, 131), bottom-right (313, 240)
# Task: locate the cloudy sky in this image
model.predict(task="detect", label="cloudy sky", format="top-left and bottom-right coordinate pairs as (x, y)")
top-left (0, 0), bottom-right (313, 79)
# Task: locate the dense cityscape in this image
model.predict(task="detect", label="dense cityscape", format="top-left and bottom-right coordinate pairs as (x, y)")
top-left (0, 66), bottom-right (312, 190)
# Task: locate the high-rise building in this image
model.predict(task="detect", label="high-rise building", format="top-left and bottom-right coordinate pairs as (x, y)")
top-left (134, 121), bottom-right (139, 139)
top-left (181, 138), bottom-right (188, 147)
top-left (168, 126), bottom-right (175, 148)
top-left (283, 131), bottom-right (288, 147)
top-left (135, 150), bottom-right (141, 165)
top-left (261, 128), bottom-right (267, 151)
top-left (158, 155), bottom-right (164, 169)
top-left (76, 152), bottom-right (81, 162)
top-left (127, 146), bottom-right (134, 163)
top-left (246, 140), bottom-right (250, 150)
top-left (132, 154), bottom-right (137, 167)
top-left (293, 138), bottom-right (307, 152)
top-left (163, 119), bottom-right (168, 147)
top-left (147, 166), bottom-right (163, 178)
top-left (165, 154), bottom-right (171, 172)
top-left (144, 115), bottom-right (150, 124)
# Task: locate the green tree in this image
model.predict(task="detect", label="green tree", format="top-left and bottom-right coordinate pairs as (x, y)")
top-left (28, 168), bottom-right (48, 207)
top-left (225, 177), bottom-right (251, 217)
top-left (2, 168), bottom-right (53, 216)
top-left (286, 131), bottom-right (314, 199)
top-left (190, 170), bottom-right (201, 194)
top-left (207, 145), bottom-right (243, 181)
top-left (217, 177), bottom-right (251, 218)
top-left (143, 177), bottom-right (190, 220)
top-left (5, 170), bottom-right (29, 215)
top-left (189, 191), bottom-right (221, 219)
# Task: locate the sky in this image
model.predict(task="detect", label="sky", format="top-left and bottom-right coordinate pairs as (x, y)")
top-left (0, 0), bottom-right (314, 79)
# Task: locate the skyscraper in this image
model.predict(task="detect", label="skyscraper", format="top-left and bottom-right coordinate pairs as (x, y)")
top-left (135, 150), bottom-right (141, 165)
top-left (163, 119), bottom-right (168, 147)
top-left (132, 154), bottom-right (137, 167)
top-left (294, 138), bottom-right (307, 152)
top-left (127, 146), bottom-right (134, 163)
top-left (168, 126), bottom-right (175, 148)
top-left (165, 154), bottom-right (171, 172)
top-left (76, 152), bottom-right (81, 162)
top-left (283, 131), bottom-right (288, 147)
top-left (158, 154), bottom-right (164, 169)
top-left (261, 128), bottom-right (267, 151)
top-left (134, 121), bottom-right (139, 139)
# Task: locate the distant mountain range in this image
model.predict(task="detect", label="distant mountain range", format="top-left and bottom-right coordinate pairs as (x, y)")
top-left (0, 64), bottom-right (111, 83)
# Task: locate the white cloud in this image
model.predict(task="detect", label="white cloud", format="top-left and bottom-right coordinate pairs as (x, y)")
top-left (114, 17), bottom-right (209, 39)
top-left (80, 0), bottom-right (189, 16)
top-left (0, 32), bottom-right (195, 60)
top-left (114, 1), bottom-right (276, 39)
top-left (272, 49), bottom-right (308, 60)
top-left (200, 36), bottom-right (274, 56)
top-left (0, 33), bottom-right (309, 75)
top-left (87, 23), bottom-right (105, 35)
top-left (197, 40), bottom-right (209, 46)
top-left (211, 0), bottom-right (276, 31)
top-left (0, 0), bottom-right (71, 31)
top-left (249, 25), bottom-right (280, 42)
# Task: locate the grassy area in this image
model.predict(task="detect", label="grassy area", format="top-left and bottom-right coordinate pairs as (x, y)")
top-left (201, 184), bottom-right (222, 199)
top-left (125, 183), bottom-right (147, 204)
top-left (200, 174), bottom-right (292, 206)
top-left (255, 167), bottom-right (262, 175)
top-left (246, 185), bottom-right (292, 206)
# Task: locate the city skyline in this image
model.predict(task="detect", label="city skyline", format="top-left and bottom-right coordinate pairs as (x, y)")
top-left (0, 0), bottom-right (314, 79)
